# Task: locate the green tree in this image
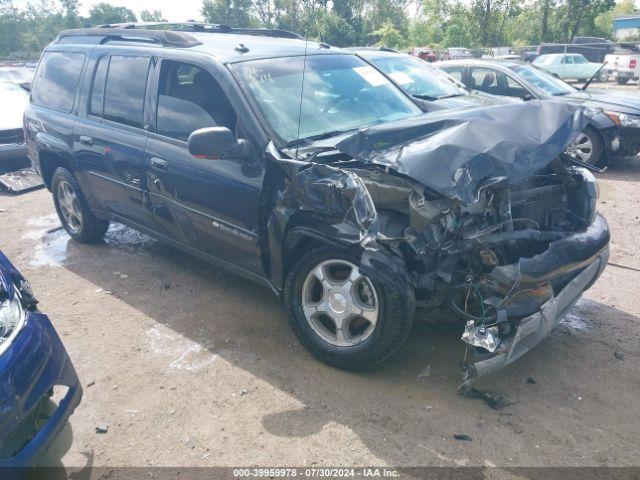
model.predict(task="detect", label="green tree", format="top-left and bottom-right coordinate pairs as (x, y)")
top-left (88, 3), bottom-right (137, 26)
top-left (140, 10), bottom-right (167, 22)
top-left (594, 0), bottom-right (637, 38)
top-left (369, 21), bottom-right (405, 48)
top-left (201, 0), bottom-right (257, 27)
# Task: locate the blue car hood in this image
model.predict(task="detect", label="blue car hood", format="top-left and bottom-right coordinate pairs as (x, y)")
top-left (336, 100), bottom-right (587, 205)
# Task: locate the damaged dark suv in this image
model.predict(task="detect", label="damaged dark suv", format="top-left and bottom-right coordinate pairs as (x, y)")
top-left (24, 24), bottom-right (610, 384)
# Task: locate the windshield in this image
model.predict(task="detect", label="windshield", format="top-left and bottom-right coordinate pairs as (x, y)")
top-left (365, 54), bottom-right (465, 99)
top-left (231, 54), bottom-right (421, 145)
top-left (509, 64), bottom-right (576, 96)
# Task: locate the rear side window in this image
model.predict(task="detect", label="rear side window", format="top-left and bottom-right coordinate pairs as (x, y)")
top-left (101, 56), bottom-right (151, 128)
top-left (31, 51), bottom-right (85, 112)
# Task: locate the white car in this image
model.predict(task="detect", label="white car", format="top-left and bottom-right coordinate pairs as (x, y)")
top-left (605, 52), bottom-right (640, 85)
top-left (533, 53), bottom-right (608, 82)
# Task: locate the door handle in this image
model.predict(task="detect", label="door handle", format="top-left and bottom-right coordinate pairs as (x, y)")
top-left (79, 135), bottom-right (93, 146)
top-left (150, 157), bottom-right (168, 171)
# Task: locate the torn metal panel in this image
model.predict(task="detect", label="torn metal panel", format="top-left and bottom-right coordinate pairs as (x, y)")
top-left (461, 249), bottom-right (608, 386)
top-left (335, 101), bottom-right (587, 205)
top-left (0, 167), bottom-right (43, 193)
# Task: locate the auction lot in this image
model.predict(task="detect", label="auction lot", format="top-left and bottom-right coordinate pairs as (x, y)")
top-left (2, 85), bottom-right (640, 473)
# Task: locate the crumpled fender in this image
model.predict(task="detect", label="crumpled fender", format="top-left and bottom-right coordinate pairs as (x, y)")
top-left (336, 101), bottom-right (588, 205)
top-left (267, 163), bottom-right (384, 288)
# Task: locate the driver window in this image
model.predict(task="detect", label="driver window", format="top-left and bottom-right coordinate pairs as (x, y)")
top-left (156, 60), bottom-right (237, 142)
top-left (561, 56), bottom-right (574, 65)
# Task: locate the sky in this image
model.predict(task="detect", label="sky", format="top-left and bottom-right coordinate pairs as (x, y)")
top-left (12, 0), bottom-right (205, 22)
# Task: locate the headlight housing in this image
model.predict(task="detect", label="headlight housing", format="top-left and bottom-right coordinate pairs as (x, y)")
top-left (0, 291), bottom-right (26, 356)
top-left (605, 111), bottom-right (640, 128)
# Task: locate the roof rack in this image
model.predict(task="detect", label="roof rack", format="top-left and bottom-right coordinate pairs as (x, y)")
top-left (56, 28), bottom-right (203, 47)
top-left (96, 22), bottom-right (303, 40)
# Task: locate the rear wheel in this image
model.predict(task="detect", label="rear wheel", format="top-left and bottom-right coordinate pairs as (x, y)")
top-left (284, 246), bottom-right (414, 370)
top-left (566, 127), bottom-right (604, 167)
top-left (616, 77), bottom-right (630, 85)
top-left (52, 167), bottom-right (109, 243)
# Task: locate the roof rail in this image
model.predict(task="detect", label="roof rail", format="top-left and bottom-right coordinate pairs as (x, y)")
top-left (95, 22), bottom-right (303, 40)
top-left (55, 28), bottom-right (203, 48)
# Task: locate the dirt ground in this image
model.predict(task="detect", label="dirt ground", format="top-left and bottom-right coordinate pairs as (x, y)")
top-left (2, 91), bottom-right (640, 472)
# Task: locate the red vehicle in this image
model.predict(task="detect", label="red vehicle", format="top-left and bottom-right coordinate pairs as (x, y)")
top-left (410, 46), bottom-right (437, 62)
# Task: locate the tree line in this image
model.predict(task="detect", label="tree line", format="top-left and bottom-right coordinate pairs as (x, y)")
top-left (0, 0), bottom-right (637, 60)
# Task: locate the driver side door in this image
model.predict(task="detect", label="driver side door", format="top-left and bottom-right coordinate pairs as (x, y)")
top-left (144, 58), bottom-right (265, 274)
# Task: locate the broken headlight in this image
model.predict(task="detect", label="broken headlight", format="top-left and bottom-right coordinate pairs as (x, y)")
top-left (605, 111), bottom-right (640, 128)
top-left (0, 292), bottom-right (25, 355)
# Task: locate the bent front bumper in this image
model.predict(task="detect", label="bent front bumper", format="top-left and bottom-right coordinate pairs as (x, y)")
top-left (0, 311), bottom-right (82, 472)
top-left (462, 214), bottom-right (610, 385)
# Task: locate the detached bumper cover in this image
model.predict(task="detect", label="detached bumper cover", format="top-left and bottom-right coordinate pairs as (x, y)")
top-left (462, 214), bottom-right (610, 385)
top-left (0, 311), bottom-right (82, 470)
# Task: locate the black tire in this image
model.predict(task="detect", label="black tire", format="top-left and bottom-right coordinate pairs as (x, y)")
top-left (597, 71), bottom-right (609, 82)
top-left (284, 246), bottom-right (415, 371)
top-left (583, 126), bottom-right (605, 167)
top-left (616, 77), bottom-right (630, 85)
top-left (52, 167), bottom-right (109, 243)
top-left (568, 126), bottom-right (605, 167)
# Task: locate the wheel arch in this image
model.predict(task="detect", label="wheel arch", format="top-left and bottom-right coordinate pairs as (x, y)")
top-left (39, 150), bottom-right (72, 191)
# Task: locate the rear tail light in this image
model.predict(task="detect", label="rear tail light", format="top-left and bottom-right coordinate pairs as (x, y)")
top-left (630, 59), bottom-right (637, 69)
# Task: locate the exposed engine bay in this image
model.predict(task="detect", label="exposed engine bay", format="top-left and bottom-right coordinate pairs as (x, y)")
top-left (347, 159), bottom-right (605, 383)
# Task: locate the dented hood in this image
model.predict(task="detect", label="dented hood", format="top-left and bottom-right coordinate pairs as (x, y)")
top-left (336, 101), bottom-right (587, 205)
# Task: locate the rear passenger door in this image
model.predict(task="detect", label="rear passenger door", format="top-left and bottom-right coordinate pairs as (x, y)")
top-left (73, 54), bottom-right (154, 228)
top-left (144, 59), bottom-right (264, 274)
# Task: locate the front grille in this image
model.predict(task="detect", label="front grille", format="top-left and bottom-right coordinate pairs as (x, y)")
top-left (0, 128), bottom-right (24, 145)
top-left (510, 184), bottom-right (569, 231)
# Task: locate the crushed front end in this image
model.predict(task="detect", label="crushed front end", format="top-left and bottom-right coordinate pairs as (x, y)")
top-left (325, 101), bottom-right (611, 383)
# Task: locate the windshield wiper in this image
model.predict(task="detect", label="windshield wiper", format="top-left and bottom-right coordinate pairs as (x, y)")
top-left (412, 93), bottom-right (438, 101)
top-left (436, 93), bottom-right (465, 99)
top-left (285, 129), bottom-right (356, 148)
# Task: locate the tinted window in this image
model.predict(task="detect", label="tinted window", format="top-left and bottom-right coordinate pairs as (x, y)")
top-left (103, 56), bottom-right (150, 128)
top-left (365, 54), bottom-right (465, 99)
top-left (509, 65), bottom-right (575, 96)
top-left (155, 60), bottom-right (236, 141)
top-left (440, 67), bottom-right (464, 82)
top-left (90, 56), bottom-right (109, 116)
top-left (31, 51), bottom-right (85, 112)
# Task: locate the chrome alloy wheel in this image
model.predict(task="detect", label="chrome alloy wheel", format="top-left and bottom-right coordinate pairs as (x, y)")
top-left (566, 132), bottom-right (594, 164)
top-left (301, 259), bottom-right (379, 347)
top-left (56, 180), bottom-right (83, 234)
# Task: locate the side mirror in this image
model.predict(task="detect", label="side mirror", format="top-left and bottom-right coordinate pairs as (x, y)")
top-left (187, 127), bottom-right (252, 160)
top-left (520, 93), bottom-right (534, 101)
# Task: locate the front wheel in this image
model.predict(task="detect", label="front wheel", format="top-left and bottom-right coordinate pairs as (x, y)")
top-left (597, 71), bottom-right (609, 82)
top-left (566, 127), bottom-right (604, 167)
top-left (52, 167), bottom-right (109, 242)
top-left (284, 246), bottom-right (414, 370)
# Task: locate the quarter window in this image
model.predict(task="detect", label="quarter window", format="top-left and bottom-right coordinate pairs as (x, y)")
top-left (102, 56), bottom-right (151, 128)
top-left (31, 51), bottom-right (85, 113)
